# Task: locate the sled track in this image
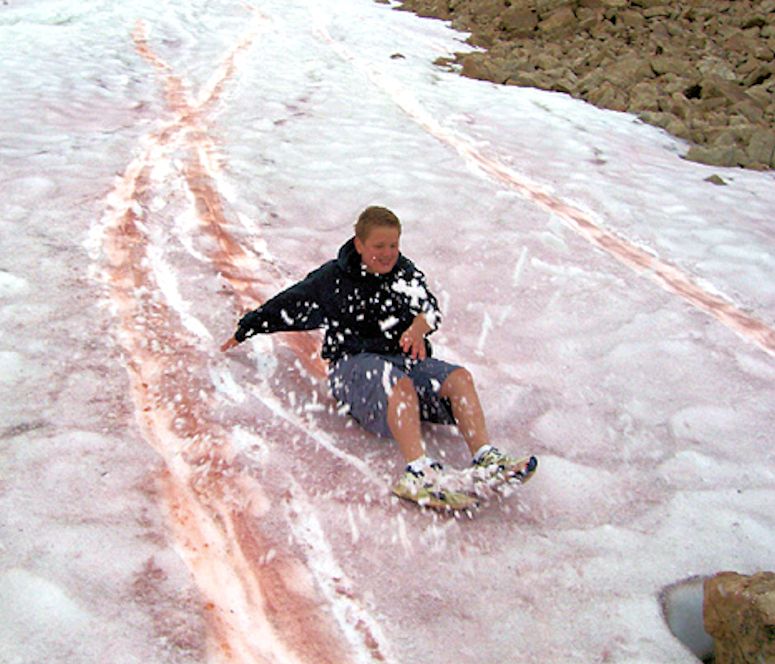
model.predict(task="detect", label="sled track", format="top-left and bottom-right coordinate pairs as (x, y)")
top-left (310, 8), bottom-right (775, 358)
top-left (91, 6), bottom-right (390, 663)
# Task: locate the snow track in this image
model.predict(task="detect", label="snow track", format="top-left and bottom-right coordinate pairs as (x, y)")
top-left (91, 5), bottom-right (389, 662)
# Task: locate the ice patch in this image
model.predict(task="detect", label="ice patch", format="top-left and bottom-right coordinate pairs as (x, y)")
top-left (0, 271), bottom-right (29, 298)
top-left (0, 351), bottom-right (23, 383)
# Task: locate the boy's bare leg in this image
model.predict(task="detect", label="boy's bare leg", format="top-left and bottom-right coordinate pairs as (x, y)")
top-left (439, 368), bottom-right (489, 456)
top-left (387, 376), bottom-right (425, 463)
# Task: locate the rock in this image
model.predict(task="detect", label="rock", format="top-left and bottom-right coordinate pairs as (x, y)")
top-left (587, 80), bottom-right (628, 111)
top-left (704, 571), bottom-right (775, 664)
top-left (685, 144), bottom-right (746, 167)
top-left (537, 6), bottom-right (578, 37)
top-left (650, 55), bottom-right (695, 78)
top-left (604, 54), bottom-right (654, 88)
top-left (643, 6), bottom-right (672, 19)
top-left (460, 53), bottom-right (499, 82)
top-left (704, 174), bottom-right (727, 185)
top-left (535, 0), bottom-right (573, 19)
top-left (395, 0), bottom-right (775, 170)
top-left (501, 7), bottom-right (538, 37)
top-left (628, 80), bottom-right (661, 112)
top-left (746, 128), bottom-right (775, 167)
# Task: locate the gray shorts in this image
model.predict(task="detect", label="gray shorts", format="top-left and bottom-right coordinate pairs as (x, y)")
top-left (328, 353), bottom-right (461, 438)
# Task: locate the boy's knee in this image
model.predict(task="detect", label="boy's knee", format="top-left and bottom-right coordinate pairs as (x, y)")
top-left (441, 367), bottom-right (475, 395)
top-left (390, 376), bottom-right (418, 403)
top-left (450, 367), bottom-right (474, 385)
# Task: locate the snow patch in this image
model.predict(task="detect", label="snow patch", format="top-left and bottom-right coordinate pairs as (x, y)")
top-left (0, 271), bottom-right (29, 298)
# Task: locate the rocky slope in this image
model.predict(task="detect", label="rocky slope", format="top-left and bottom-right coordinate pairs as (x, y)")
top-left (393, 0), bottom-right (775, 170)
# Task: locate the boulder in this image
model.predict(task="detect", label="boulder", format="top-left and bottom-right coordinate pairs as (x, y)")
top-left (537, 6), bottom-right (578, 37)
top-left (746, 128), bottom-right (775, 167)
top-left (704, 571), bottom-right (775, 664)
top-left (501, 7), bottom-right (538, 37)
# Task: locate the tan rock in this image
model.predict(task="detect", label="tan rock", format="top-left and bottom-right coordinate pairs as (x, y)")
top-left (704, 571), bottom-right (775, 663)
top-left (701, 75), bottom-right (748, 104)
top-left (461, 53), bottom-right (498, 82)
top-left (628, 80), bottom-right (661, 112)
top-left (734, 99), bottom-right (765, 122)
top-left (651, 55), bottom-right (695, 77)
top-left (644, 6), bottom-right (672, 19)
top-left (747, 129), bottom-right (775, 167)
top-left (743, 63), bottom-right (775, 88)
top-left (620, 9), bottom-right (646, 28)
top-left (634, 0), bottom-right (670, 8)
top-left (587, 80), bottom-right (628, 111)
top-left (724, 30), bottom-right (760, 53)
top-left (604, 54), bottom-right (654, 88)
top-left (697, 56), bottom-right (738, 81)
top-left (577, 7), bottom-right (604, 31)
top-left (685, 144), bottom-right (746, 167)
top-left (535, 0), bottom-right (574, 19)
top-left (665, 117), bottom-right (692, 140)
top-left (501, 7), bottom-right (538, 36)
top-left (530, 55), bottom-right (557, 72)
top-left (537, 6), bottom-right (578, 37)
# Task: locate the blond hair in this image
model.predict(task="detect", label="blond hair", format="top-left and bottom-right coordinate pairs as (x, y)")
top-left (354, 206), bottom-right (401, 240)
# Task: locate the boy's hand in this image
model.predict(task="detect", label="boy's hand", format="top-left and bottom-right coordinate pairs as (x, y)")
top-left (400, 315), bottom-right (431, 360)
top-left (220, 336), bottom-right (239, 352)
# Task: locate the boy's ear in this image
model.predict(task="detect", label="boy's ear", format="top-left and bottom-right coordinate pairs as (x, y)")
top-left (353, 236), bottom-right (364, 256)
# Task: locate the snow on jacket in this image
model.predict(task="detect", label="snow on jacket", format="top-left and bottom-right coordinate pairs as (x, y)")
top-left (234, 237), bottom-right (442, 362)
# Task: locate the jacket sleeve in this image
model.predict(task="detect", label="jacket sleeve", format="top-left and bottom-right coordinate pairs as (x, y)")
top-left (234, 265), bottom-right (329, 342)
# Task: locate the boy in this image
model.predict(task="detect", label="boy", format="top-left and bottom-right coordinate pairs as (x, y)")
top-left (221, 206), bottom-right (536, 510)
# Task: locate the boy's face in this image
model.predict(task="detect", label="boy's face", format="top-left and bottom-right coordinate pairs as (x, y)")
top-left (354, 226), bottom-right (400, 275)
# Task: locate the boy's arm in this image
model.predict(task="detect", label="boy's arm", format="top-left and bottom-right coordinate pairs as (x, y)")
top-left (221, 265), bottom-right (329, 351)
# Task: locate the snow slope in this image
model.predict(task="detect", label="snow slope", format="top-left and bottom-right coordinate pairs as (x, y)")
top-left (1, 0), bottom-right (773, 662)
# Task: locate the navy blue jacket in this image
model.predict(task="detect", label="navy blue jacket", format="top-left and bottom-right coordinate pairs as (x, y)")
top-left (235, 238), bottom-right (442, 362)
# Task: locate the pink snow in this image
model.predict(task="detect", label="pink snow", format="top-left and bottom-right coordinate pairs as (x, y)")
top-left (1, 1), bottom-right (773, 663)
